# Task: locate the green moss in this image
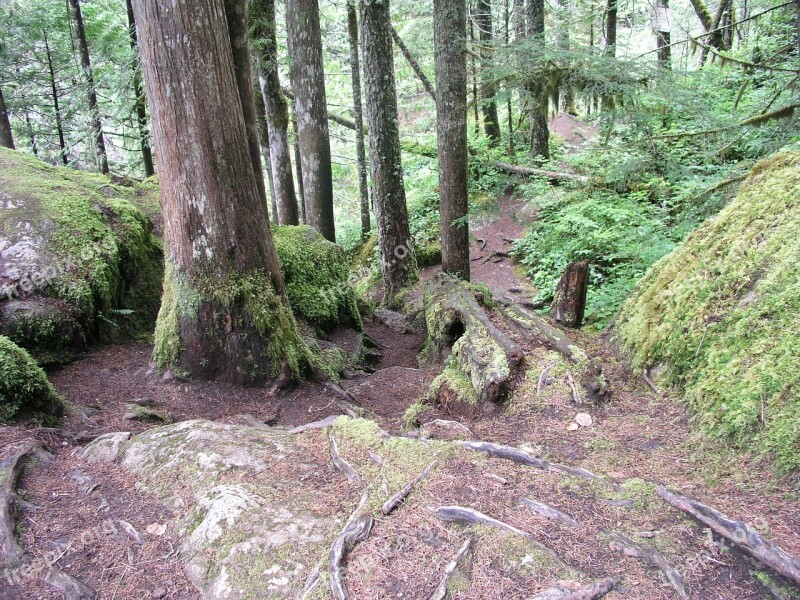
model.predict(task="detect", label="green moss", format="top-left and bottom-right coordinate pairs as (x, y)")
top-left (0, 335), bottom-right (64, 424)
top-left (402, 401), bottom-right (428, 429)
top-left (416, 241), bottom-right (442, 267)
top-left (273, 225), bottom-right (362, 331)
top-left (613, 477), bottom-right (658, 511)
top-left (429, 358), bottom-right (480, 407)
top-left (613, 151), bottom-right (800, 472)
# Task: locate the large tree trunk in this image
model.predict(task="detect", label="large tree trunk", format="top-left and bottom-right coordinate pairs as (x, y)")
top-left (126, 0), bottom-right (155, 177)
top-left (251, 0), bottom-right (299, 226)
top-left (434, 0), bottom-right (471, 280)
top-left (347, 0), bottom-right (371, 239)
top-left (0, 87), bottom-right (14, 149)
top-left (43, 31), bottom-right (68, 165)
top-left (68, 0), bottom-right (110, 175)
top-left (132, 0), bottom-right (304, 385)
top-left (475, 0), bottom-right (502, 146)
top-left (557, 0), bottom-right (577, 114)
top-left (655, 0), bottom-right (672, 69)
top-left (361, 0), bottom-right (418, 307)
top-left (285, 0), bottom-right (336, 242)
top-left (604, 0), bottom-right (617, 55)
top-left (527, 0), bottom-right (550, 160)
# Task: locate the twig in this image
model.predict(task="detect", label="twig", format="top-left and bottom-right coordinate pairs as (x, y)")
top-left (430, 538), bottom-right (475, 600)
top-left (641, 370), bottom-right (664, 397)
top-left (381, 461), bottom-right (439, 516)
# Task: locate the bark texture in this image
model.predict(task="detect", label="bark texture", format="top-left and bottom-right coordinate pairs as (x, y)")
top-left (286, 0), bottom-right (335, 241)
top-left (475, 0), bottom-right (502, 145)
top-left (133, 0), bottom-right (303, 385)
top-left (550, 261), bottom-right (589, 328)
top-left (251, 0), bottom-right (299, 225)
top-left (253, 82), bottom-right (279, 220)
top-left (527, 0), bottom-right (550, 160)
top-left (434, 0), bottom-right (471, 280)
top-left (347, 0), bottom-right (370, 238)
top-left (69, 0), bottom-right (110, 174)
top-left (361, 0), bottom-right (418, 306)
top-left (0, 87), bottom-right (14, 149)
top-left (126, 0), bottom-right (155, 177)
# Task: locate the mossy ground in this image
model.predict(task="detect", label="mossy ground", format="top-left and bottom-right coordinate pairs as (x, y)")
top-left (0, 335), bottom-right (64, 423)
top-left (613, 151), bottom-right (800, 472)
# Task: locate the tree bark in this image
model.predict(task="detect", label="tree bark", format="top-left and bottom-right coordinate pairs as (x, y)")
top-left (126, 0), bottom-right (155, 177)
top-left (347, 0), bottom-right (371, 239)
top-left (550, 261), bottom-right (589, 328)
top-left (132, 0), bottom-right (304, 385)
top-left (285, 0), bottom-right (335, 242)
top-left (604, 0), bottom-right (617, 55)
top-left (434, 0), bottom-right (471, 280)
top-left (251, 0), bottom-right (299, 226)
top-left (0, 87), bottom-right (14, 149)
top-left (655, 0), bottom-right (672, 69)
top-left (557, 0), bottom-right (577, 114)
top-left (361, 0), bottom-right (418, 307)
top-left (253, 82), bottom-right (279, 221)
top-left (43, 31), bottom-right (68, 165)
top-left (292, 110), bottom-right (306, 223)
top-left (68, 0), bottom-right (110, 175)
top-left (475, 0), bottom-right (502, 145)
top-left (390, 26), bottom-right (436, 102)
top-left (527, 0), bottom-right (550, 160)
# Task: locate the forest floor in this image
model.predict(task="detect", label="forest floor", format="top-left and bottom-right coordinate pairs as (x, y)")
top-left (1, 115), bottom-right (799, 600)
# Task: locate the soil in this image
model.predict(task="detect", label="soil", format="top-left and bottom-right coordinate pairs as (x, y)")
top-left (1, 116), bottom-right (798, 599)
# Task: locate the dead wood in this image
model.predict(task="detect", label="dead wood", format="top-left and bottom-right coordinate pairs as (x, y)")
top-left (537, 363), bottom-right (556, 395)
top-left (605, 531), bottom-right (688, 599)
top-left (329, 494), bottom-right (373, 600)
top-left (550, 261), bottom-right (589, 329)
top-left (529, 577), bottom-right (619, 600)
top-left (381, 461), bottom-right (439, 516)
top-left (430, 537), bottom-right (475, 600)
top-left (657, 486), bottom-right (800, 586)
top-left (461, 441), bottom-right (600, 480)
top-left (641, 371), bottom-right (664, 397)
top-left (390, 26), bottom-right (436, 101)
top-left (566, 372), bottom-right (582, 405)
top-left (329, 433), bottom-right (362, 484)
top-left (430, 505), bottom-right (564, 565)
top-left (494, 161), bottom-right (590, 184)
top-left (521, 498), bottom-right (579, 527)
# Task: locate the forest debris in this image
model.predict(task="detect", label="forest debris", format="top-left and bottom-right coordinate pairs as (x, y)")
top-left (494, 161), bottom-right (590, 184)
top-left (329, 491), bottom-right (373, 600)
top-left (430, 537), bottom-right (475, 600)
top-left (550, 261), bottom-right (589, 329)
top-left (521, 498), bottom-right (580, 527)
top-left (44, 567), bottom-right (97, 600)
top-left (462, 440), bottom-right (600, 480)
top-left (289, 415), bottom-right (342, 434)
top-left (537, 363), bottom-right (556, 395)
top-left (657, 486), bottom-right (800, 586)
top-left (329, 433), bottom-right (362, 484)
top-left (606, 531), bottom-right (688, 599)
top-left (381, 460), bottom-right (439, 516)
top-left (641, 371), bottom-right (664, 397)
top-left (566, 372), bottom-right (582, 405)
top-left (529, 577), bottom-right (619, 600)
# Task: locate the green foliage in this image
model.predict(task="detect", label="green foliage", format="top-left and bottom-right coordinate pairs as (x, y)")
top-left (0, 335), bottom-right (63, 424)
top-left (613, 152), bottom-right (800, 473)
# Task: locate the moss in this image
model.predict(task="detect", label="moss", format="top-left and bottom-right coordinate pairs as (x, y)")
top-left (273, 225), bottom-right (363, 331)
top-left (613, 151), bottom-right (800, 472)
top-left (0, 335), bottom-right (64, 424)
top-left (612, 477), bottom-right (658, 511)
top-left (429, 358), bottom-right (480, 408)
top-left (416, 241), bottom-right (442, 267)
top-left (402, 400), bottom-right (428, 429)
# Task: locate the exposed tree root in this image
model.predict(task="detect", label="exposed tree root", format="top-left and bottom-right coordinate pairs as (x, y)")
top-left (657, 486), bottom-right (800, 586)
top-left (530, 577), bottom-right (619, 600)
top-left (461, 441), bottom-right (600, 480)
top-left (329, 491), bottom-right (373, 600)
top-left (537, 363), bottom-right (556, 395)
top-left (521, 498), bottom-right (579, 527)
top-left (430, 537), bottom-right (475, 600)
top-left (290, 415), bottom-right (342, 434)
top-left (381, 460), bottom-right (439, 516)
top-left (329, 433), bottom-right (362, 484)
top-left (430, 505), bottom-right (564, 565)
top-left (44, 567), bottom-right (97, 600)
top-left (605, 531), bottom-right (688, 599)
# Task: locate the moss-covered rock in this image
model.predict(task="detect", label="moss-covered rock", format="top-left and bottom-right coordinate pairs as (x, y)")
top-left (0, 148), bottom-right (163, 364)
top-left (273, 225), bottom-right (362, 331)
top-left (0, 335), bottom-right (63, 423)
top-left (612, 151), bottom-right (800, 472)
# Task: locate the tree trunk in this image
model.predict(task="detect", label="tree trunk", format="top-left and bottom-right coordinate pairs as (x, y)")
top-left (132, 0), bottom-right (305, 385)
top-left (557, 0), bottom-right (577, 114)
top-left (505, 0), bottom-right (514, 155)
top-left (285, 0), bottom-right (335, 242)
top-left (550, 261), bottom-right (589, 328)
top-left (655, 0), bottom-right (672, 69)
top-left (23, 108), bottom-right (38, 156)
top-left (126, 0), bottom-right (155, 177)
top-left (44, 31), bottom-right (68, 165)
top-left (390, 26), bottom-right (436, 102)
top-left (361, 0), bottom-right (418, 307)
top-left (604, 0), bottom-right (617, 56)
top-left (253, 82), bottom-right (279, 222)
top-left (68, 0), bottom-right (109, 175)
top-left (687, 0), bottom-right (713, 31)
top-left (475, 0), bottom-right (502, 146)
top-left (0, 87), bottom-right (14, 150)
top-left (527, 0), bottom-right (550, 160)
top-left (292, 110), bottom-right (306, 223)
top-left (251, 0), bottom-right (299, 226)
top-left (434, 0), bottom-right (471, 280)
top-left (470, 19), bottom-right (481, 136)
top-left (347, 0), bottom-right (371, 240)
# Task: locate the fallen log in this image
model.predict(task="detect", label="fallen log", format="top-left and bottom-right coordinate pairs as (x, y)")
top-left (462, 441), bottom-right (600, 480)
top-left (381, 461), bottom-right (439, 516)
top-left (521, 498), bottom-right (579, 527)
top-left (529, 577), bottom-right (619, 600)
top-left (494, 161), bottom-right (590, 184)
top-left (430, 537), bottom-right (475, 600)
top-left (657, 486), bottom-right (800, 587)
top-left (605, 531), bottom-right (688, 599)
top-left (425, 274), bottom-right (524, 406)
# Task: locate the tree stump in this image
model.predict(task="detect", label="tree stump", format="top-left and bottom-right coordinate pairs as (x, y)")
top-left (550, 261), bottom-right (589, 329)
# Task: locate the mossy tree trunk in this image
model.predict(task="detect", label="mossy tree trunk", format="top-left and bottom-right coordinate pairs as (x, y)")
top-left (285, 0), bottom-right (335, 242)
top-left (526, 0), bottom-right (550, 160)
top-left (126, 0), bottom-right (155, 177)
top-left (0, 87), bottom-right (13, 150)
top-left (251, 0), bottom-right (299, 226)
top-left (133, 0), bottom-right (305, 385)
top-left (68, 0), bottom-right (110, 175)
top-left (434, 0), bottom-right (471, 280)
top-left (475, 0), bottom-right (502, 146)
top-left (361, 0), bottom-right (418, 306)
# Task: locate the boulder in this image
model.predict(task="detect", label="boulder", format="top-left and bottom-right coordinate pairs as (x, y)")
top-left (0, 334), bottom-right (63, 423)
